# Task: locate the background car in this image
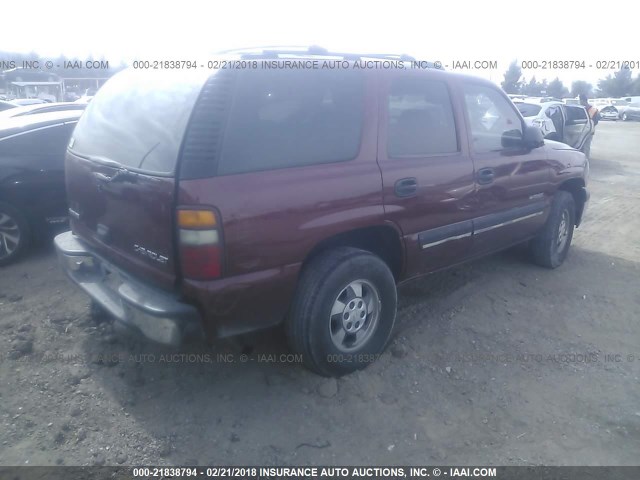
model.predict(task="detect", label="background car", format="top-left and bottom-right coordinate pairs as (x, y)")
top-left (621, 103), bottom-right (640, 121)
top-left (10, 98), bottom-right (48, 106)
top-left (0, 100), bottom-right (18, 112)
top-left (516, 101), bottom-right (593, 152)
top-left (600, 105), bottom-right (619, 121)
top-left (0, 102), bottom-right (87, 119)
top-left (0, 110), bottom-right (82, 265)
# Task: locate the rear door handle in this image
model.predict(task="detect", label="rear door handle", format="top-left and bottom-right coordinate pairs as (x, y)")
top-left (477, 168), bottom-right (495, 185)
top-left (394, 177), bottom-right (418, 197)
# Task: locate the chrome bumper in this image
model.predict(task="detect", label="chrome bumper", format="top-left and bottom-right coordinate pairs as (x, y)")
top-left (54, 231), bottom-right (202, 346)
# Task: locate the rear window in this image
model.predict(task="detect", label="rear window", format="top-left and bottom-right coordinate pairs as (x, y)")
top-left (69, 69), bottom-right (210, 175)
top-left (565, 106), bottom-right (588, 122)
top-left (218, 68), bottom-right (364, 175)
top-left (516, 103), bottom-right (542, 117)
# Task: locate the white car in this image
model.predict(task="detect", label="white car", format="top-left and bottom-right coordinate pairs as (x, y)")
top-left (516, 101), bottom-right (594, 153)
top-left (599, 105), bottom-right (619, 121)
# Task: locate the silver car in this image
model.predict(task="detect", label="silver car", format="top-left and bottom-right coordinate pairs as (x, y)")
top-left (600, 105), bottom-right (619, 121)
top-left (621, 103), bottom-right (640, 121)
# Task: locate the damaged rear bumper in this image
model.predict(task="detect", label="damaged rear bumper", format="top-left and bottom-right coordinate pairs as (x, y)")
top-left (54, 231), bottom-right (202, 346)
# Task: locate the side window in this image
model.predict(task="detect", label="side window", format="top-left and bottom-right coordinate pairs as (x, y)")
top-left (463, 84), bottom-right (523, 153)
top-left (387, 77), bottom-right (458, 157)
top-left (545, 105), bottom-right (560, 119)
top-left (565, 106), bottom-right (588, 124)
top-left (0, 123), bottom-right (76, 161)
top-left (218, 69), bottom-right (364, 175)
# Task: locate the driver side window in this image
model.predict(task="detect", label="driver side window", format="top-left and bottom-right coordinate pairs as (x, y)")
top-left (463, 84), bottom-right (523, 153)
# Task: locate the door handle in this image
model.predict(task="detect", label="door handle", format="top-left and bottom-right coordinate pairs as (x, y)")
top-left (477, 168), bottom-right (495, 185)
top-left (394, 177), bottom-right (418, 197)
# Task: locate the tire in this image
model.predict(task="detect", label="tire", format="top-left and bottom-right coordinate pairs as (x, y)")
top-left (622, 112), bottom-right (628, 121)
top-left (286, 247), bottom-right (397, 377)
top-left (90, 300), bottom-right (113, 324)
top-left (0, 202), bottom-right (30, 266)
top-left (529, 191), bottom-right (575, 269)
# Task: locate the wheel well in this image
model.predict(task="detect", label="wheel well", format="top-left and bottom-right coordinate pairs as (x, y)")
top-left (558, 179), bottom-right (587, 226)
top-left (302, 226), bottom-right (404, 280)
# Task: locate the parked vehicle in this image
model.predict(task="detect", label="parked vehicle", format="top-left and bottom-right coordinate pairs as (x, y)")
top-left (610, 99), bottom-right (629, 118)
top-left (0, 100), bottom-right (18, 112)
top-left (0, 110), bottom-right (82, 265)
top-left (0, 102), bottom-right (87, 118)
top-left (516, 101), bottom-right (593, 153)
top-left (11, 98), bottom-right (48, 106)
top-left (55, 48), bottom-right (589, 376)
top-left (621, 103), bottom-right (640, 121)
top-left (599, 105), bottom-right (619, 121)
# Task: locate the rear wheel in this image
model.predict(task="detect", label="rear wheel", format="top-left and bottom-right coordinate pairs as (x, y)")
top-left (90, 300), bottom-right (113, 324)
top-left (286, 247), bottom-right (397, 377)
top-left (0, 202), bottom-right (30, 266)
top-left (529, 191), bottom-right (575, 268)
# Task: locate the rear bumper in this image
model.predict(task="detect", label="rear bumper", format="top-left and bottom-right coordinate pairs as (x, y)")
top-left (54, 231), bottom-right (202, 346)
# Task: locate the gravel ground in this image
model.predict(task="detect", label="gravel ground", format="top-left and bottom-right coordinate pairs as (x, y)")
top-left (1, 121), bottom-right (639, 466)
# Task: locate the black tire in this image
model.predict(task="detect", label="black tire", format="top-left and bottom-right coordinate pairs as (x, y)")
top-left (286, 247), bottom-right (397, 377)
top-left (529, 191), bottom-right (575, 269)
top-left (90, 300), bottom-right (113, 324)
top-left (0, 202), bottom-right (30, 266)
top-left (622, 112), bottom-right (628, 121)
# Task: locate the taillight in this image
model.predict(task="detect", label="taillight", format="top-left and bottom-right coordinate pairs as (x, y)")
top-left (177, 208), bottom-right (222, 280)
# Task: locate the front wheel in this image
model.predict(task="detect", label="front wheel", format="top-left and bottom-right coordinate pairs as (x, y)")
top-left (286, 247), bottom-right (397, 377)
top-left (622, 112), bottom-right (628, 121)
top-left (0, 202), bottom-right (30, 266)
top-left (529, 191), bottom-right (575, 268)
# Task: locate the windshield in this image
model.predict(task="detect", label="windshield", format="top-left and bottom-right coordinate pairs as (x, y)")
top-left (69, 68), bottom-right (211, 174)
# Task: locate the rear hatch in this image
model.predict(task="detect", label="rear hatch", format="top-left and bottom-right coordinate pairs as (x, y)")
top-left (66, 69), bottom-right (210, 289)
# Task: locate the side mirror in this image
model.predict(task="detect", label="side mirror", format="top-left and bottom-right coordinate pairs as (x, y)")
top-left (522, 125), bottom-right (544, 149)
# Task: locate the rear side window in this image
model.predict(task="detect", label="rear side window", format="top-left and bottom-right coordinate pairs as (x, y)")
top-left (218, 69), bottom-right (364, 175)
top-left (565, 106), bottom-right (588, 123)
top-left (463, 83), bottom-right (523, 153)
top-left (387, 77), bottom-right (458, 157)
top-left (69, 69), bottom-right (210, 174)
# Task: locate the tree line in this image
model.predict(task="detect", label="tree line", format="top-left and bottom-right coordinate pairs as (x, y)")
top-left (501, 60), bottom-right (640, 98)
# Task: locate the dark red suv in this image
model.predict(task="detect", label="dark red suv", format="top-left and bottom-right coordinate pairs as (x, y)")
top-left (55, 48), bottom-right (589, 376)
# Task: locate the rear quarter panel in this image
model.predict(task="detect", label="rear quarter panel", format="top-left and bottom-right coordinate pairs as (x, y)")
top-left (177, 71), bottom-right (387, 337)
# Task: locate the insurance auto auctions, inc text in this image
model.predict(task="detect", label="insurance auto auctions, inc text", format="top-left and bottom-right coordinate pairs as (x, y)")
top-left (257, 467), bottom-right (497, 477)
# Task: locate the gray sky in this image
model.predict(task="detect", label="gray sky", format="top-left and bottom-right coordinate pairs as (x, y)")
top-left (2, 0), bottom-right (638, 88)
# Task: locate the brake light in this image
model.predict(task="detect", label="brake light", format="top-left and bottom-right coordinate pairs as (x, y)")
top-left (177, 208), bottom-right (222, 280)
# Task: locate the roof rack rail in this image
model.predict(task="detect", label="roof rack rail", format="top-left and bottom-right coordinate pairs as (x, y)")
top-left (215, 46), bottom-right (426, 65)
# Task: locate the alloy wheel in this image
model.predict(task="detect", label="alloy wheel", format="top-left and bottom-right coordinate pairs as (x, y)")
top-left (556, 209), bottom-right (570, 253)
top-left (0, 211), bottom-right (21, 261)
top-left (329, 279), bottom-right (381, 352)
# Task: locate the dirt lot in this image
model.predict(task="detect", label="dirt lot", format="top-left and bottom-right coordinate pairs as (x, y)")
top-left (1, 121), bottom-right (639, 467)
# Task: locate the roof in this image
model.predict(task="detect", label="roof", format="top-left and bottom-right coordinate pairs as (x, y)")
top-left (11, 81), bottom-right (63, 86)
top-left (0, 102), bottom-right (86, 118)
top-left (0, 110), bottom-right (82, 138)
